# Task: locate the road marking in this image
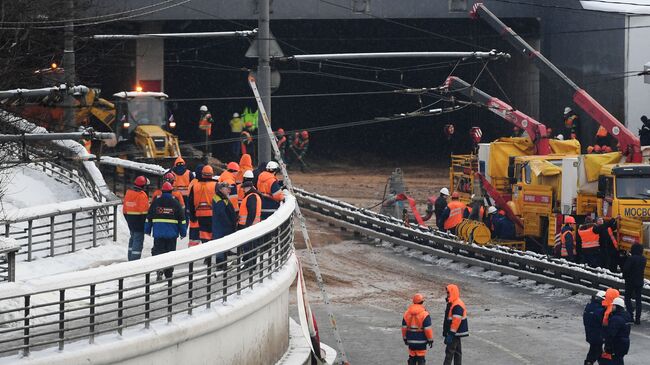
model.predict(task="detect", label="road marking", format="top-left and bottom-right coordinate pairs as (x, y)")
top-left (472, 334), bottom-right (535, 365)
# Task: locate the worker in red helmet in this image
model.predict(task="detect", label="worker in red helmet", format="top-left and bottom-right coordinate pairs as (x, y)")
top-left (275, 128), bottom-right (287, 158)
top-left (289, 130), bottom-right (310, 172)
top-left (123, 176), bottom-right (150, 261)
top-left (151, 173), bottom-right (185, 208)
top-left (188, 165), bottom-right (217, 255)
top-left (145, 182), bottom-right (187, 280)
top-left (556, 215), bottom-right (577, 261)
top-left (402, 293), bottom-right (434, 365)
top-left (440, 192), bottom-right (466, 233)
top-left (593, 145), bottom-right (602, 154)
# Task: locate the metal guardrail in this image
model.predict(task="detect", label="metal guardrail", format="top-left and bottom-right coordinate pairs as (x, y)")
top-left (2, 201), bottom-right (120, 262)
top-left (295, 188), bottom-right (650, 306)
top-left (0, 197), bottom-right (295, 358)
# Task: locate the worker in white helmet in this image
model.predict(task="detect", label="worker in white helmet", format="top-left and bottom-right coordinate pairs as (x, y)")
top-left (432, 188), bottom-right (450, 231)
top-left (229, 112), bottom-right (244, 158)
top-left (563, 106), bottom-right (579, 140)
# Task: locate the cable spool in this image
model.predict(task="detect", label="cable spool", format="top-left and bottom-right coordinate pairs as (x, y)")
top-left (457, 218), bottom-right (491, 244)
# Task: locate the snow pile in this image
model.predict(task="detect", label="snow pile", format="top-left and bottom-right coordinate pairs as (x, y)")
top-left (0, 238), bottom-right (20, 252)
top-left (1, 166), bottom-right (83, 213)
top-left (581, 0), bottom-right (650, 14)
top-left (99, 156), bottom-right (167, 176)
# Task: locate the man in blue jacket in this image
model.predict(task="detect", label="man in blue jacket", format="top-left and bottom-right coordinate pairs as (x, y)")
top-left (601, 298), bottom-right (632, 365)
top-left (583, 290), bottom-right (606, 365)
top-left (212, 182), bottom-right (237, 271)
top-left (145, 182), bottom-right (187, 280)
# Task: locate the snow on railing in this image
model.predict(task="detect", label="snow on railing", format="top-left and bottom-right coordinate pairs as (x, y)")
top-left (0, 195), bottom-right (296, 358)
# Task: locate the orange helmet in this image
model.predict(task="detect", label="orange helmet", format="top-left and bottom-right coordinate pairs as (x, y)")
top-left (227, 162), bottom-right (240, 172)
top-left (451, 191), bottom-right (460, 199)
top-left (596, 126), bottom-right (608, 138)
top-left (602, 145), bottom-right (612, 153)
top-left (564, 216), bottom-right (576, 224)
top-left (202, 165), bottom-right (214, 178)
top-left (301, 130), bottom-right (309, 139)
top-left (245, 121), bottom-right (253, 128)
top-left (161, 182), bottom-right (173, 192)
top-left (412, 293), bottom-right (424, 304)
top-left (593, 145), bottom-right (602, 153)
top-left (134, 175), bottom-right (149, 187)
top-left (587, 146), bottom-right (594, 154)
top-left (174, 157), bottom-right (185, 166)
top-left (276, 128), bottom-right (285, 136)
top-left (163, 172), bottom-right (175, 182)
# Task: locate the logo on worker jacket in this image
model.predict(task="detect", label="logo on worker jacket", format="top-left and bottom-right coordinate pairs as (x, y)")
top-left (156, 207), bottom-right (175, 215)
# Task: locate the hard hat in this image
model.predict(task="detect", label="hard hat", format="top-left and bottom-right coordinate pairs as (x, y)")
top-left (200, 105), bottom-right (208, 112)
top-left (266, 161), bottom-right (280, 171)
top-left (163, 172), bottom-right (175, 182)
top-left (587, 146), bottom-right (594, 154)
top-left (301, 130), bottom-right (309, 139)
top-left (245, 121), bottom-right (253, 128)
top-left (612, 297), bottom-right (625, 308)
top-left (593, 145), bottom-right (602, 153)
top-left (161, 182), bottom-right (173, 192)
top-left (564, 216), bottom-right (576, 224)
top-left (564, 107), bottom-right (572, 114)
top-left (174, 157), bottom-right (185, 166)
top-left (233, 112), bottom-right (240, 118)
top-left (556, 134), bottom-right (564, 140)
top-left (243, 170), bottom-right (254, 179)
top-left (498, 210), bottom-right (506, 216)
top-left (277, 128), bottom-right (285, 135)
top-left (134, 175), bottom-right (149, 187)
top-left (595, 290), bottom-right (606, 300)
top-left (202, 165), bottom-right (214, 178)
top-left (451, 191), bottom-right (460, 199)
top-left (487, 206), bottom-right (497, 215)
top-left (412, 293), bottom-right (424, 304)
top-left (440, 187), bottom-right (450, 196)
top-left (227, 162), bottom-right (240, 172)
top-left (470, 194), bottom-right (476, 200)
top-left (602, 146), bottom-right (612, 153)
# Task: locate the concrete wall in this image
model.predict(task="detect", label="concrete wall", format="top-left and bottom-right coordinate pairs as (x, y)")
top-left (625, 15), bottom-right (650, 135)
top-left (136, 23), bottom-right (164, 92)
top-left (11, 255), bottom-right (298, 365)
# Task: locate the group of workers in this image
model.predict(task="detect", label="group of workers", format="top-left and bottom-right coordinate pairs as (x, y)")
top-left (122, 155), bottom-right (286, 280)
top-left (428, 188), bottom-right (515, 240)
top-left (402, 285), bottom-right (468, 365)
top-left (197, 106), bottom-right (311, 167)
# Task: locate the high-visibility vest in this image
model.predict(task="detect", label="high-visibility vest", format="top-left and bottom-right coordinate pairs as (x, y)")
top-left (444, 201), bottom-right (466, 230)
top-left (239, 192), bottom-right (261, 226)
top-left (192, 181), bottom-right (217, 217)
top-left (174, 171), bottom-right (191, 197)
top-left (560, 230), bottom-right (576, 257)
top-left (257, 171), bottom-right (284, 202)
top-left (578, 227), bottom-right (600, 250)
top-left (199, 113), bottom-right (212, 135)
top-left (123, 189), bottom-right (149, 215)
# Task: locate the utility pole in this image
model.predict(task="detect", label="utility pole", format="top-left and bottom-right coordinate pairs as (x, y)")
top-left (257, 0), bottom-right (272, 163)
top-left (63, 0), bottom-right (76, 132)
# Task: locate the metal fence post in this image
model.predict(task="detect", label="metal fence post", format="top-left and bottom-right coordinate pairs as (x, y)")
top-left (92, 209), bottom-right (98, 248)
top-left (112, 206), bottom-right (118, 242)
top-left (167, 278), bottom-right (173, 323)
top-left (49, 216), bottom-right (55, 257)
top-left (4, 223), bottom-right (8, 237)
top-left (145, 273), bottom-right (151, 329)
top-left (117, 278), bottom-right (124, 335)
top-left (89, 284), bottom-right (95, 344)
top-left (23, 295), bottom-right (30, 357)
top-left (58, 290), bottom-right (65, 350)
top-left (188, 262), bottom-right (194, 315)
top-left (71, 212), bottom-right (76, 253)
top-left (27, 220), bottom-right (33, 262)
top-left (206, 261), bottom-right (212, 309)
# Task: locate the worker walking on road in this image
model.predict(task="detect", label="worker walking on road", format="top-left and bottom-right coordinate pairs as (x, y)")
top-left (600, 298), bottom-right (632, 365)
top-left (583, 290), bottom-right (606, 365)
top-left (238, 180), bottom-right (262, 268)
top-left (229, 112), bottom-right (244, 158)
top-left (145, 182), bottom-right (187, 280)
top-left (576, 216), bottom-right (600, 267)
top-left (441, 192), bottom-right (466, 233)
top-left (557, 216), bottom-right (576, 262)
top-left (212, 182), bottom-right (237, 270)
top-left (171, 157), bottom-right (193, 207)
top-left (593, 217), bottom-right (620, 272)
top-left (123, 176), bottom-right (150, 261)
top-left (257, 161), bottom-right (284, 219)
top-left (402, 293), bottom-right (434, 365)
top-left (442, 284), bottom-right (468, 365)
top-left (623, 243), bottom-right (647, 325)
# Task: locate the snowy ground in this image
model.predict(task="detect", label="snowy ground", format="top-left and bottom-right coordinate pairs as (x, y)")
top-left (291, 217), bottom-right (650, 365)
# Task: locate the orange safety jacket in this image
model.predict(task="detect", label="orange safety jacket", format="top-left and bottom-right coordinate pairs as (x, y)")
top-left (151, 189), bottom-right (185, 208)
top-left (123, 189), bottom-right (149, 215)
top-left (578, 228), bottom-right (600, 250)
top-left (174, 170), bottom-right (192, 197)
top-left (218, 171), bottom-right (240, 211)
top-left (240, 131), bottom-right (253, 155)
top-left (560, 230), bottom-right (577, 257)
top-left (402, 304), bottom-right (433, 357)
top-left (444, 201), bottom-right (466, 230)
top-left (257, 171), bottom-right (285, 202)
top-left (191, 181), bottom-right (217, 217)
top-left (239, 192), bottom-right (262, 226)
top-left (199, 113), bottom-right (212, 136)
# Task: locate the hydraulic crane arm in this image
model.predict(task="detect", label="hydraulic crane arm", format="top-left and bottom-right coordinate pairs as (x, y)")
top-left (470, 2), bottom-right (642, 163)
top-left (443, 76), bottom-right (552, 155)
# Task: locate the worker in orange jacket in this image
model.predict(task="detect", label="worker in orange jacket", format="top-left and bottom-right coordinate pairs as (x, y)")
top-left (187, 164), bottom-right (203, 247)
top-left (171, 157), bottom-right (193, 207)
top-left (218, 161), bottom-right (240, 211)
top-left (123, 175), bottom-right (150, 261)
top-left (198, 105), bottom-right (214, 136)
top-left (151, 172), bottom-right (185, 208)
top-left (440, 192), bottom-right (466, 233)
top-left (402, 293), bottom-right (434, 365)
top-left (188, 165), bottom-right (217, 245)
top-left (442, 284), bottom-right (469, 365)
top-left (256, 161), bottom-right (285, 219)
top-left (236, 153), bottom-right (254, 184)
top-left (576, 216), bottom-right (600, 268)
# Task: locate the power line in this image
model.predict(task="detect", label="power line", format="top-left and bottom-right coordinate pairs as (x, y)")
top-left (166, 89), bottom-right (409, 102)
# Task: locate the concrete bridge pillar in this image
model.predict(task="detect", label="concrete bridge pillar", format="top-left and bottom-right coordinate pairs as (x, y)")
top-left (136, 22), bottom-right (164, 92)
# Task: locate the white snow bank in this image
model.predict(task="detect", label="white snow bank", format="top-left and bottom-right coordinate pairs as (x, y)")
top-left (1, 166), bottom-right (82, 212)
top-left (2, 198), bottom-right (101, 222)
top-left (98, 156), bottom-right (167, 175)
top-left (581, 0), bottom-right (650, 14)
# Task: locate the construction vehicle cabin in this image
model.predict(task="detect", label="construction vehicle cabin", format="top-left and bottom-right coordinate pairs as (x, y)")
top-left (445, 3), bottom-right (650, 277)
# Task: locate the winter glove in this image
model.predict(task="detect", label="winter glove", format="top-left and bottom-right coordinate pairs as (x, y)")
top-left (403, 338), bottom-right (408, 346)
top-left (444, 333), bottom-right (455, 345)
top-left (427, 340), bottom-right (434, 348)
